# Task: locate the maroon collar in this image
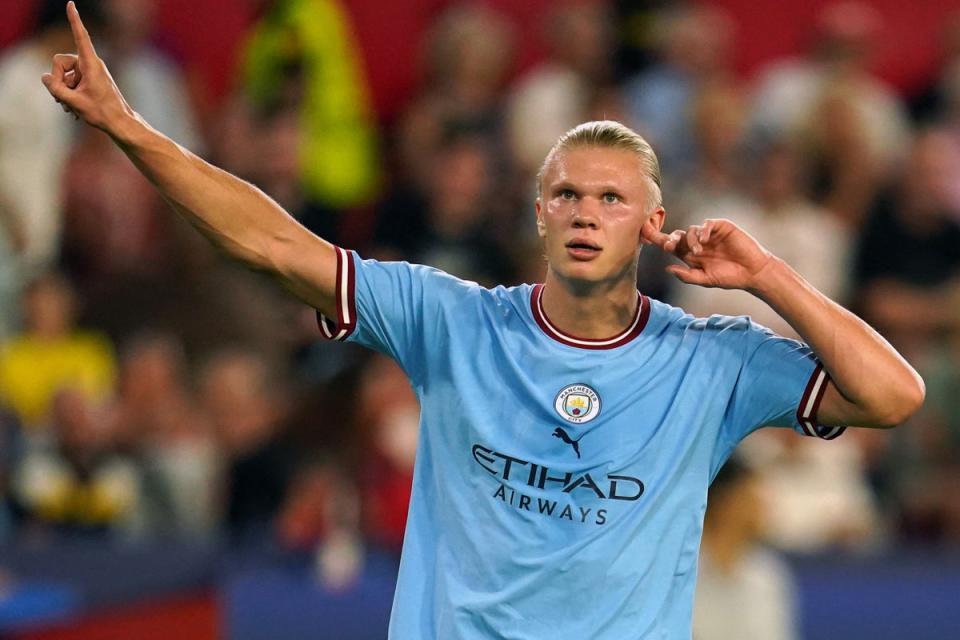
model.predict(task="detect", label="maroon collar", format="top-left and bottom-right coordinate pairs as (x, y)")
top-left (530, 284), bottom-right (650, 350)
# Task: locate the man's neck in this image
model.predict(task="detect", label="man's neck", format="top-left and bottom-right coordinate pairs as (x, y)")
top-left (541, 270), bottom-right (639, 340)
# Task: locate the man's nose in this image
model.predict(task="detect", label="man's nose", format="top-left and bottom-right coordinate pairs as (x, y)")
top-left (572, 197), bottom-right (600, 228)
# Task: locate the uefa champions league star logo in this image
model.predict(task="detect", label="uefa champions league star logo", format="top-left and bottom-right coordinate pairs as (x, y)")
top-left (554, 383), bottom-right (601, 424)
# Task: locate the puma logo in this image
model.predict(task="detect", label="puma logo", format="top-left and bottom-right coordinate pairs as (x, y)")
top-left (552, 427), bottom-right (585, 458)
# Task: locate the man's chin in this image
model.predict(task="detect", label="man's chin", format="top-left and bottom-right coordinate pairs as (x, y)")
top-left (549, 256), bottom-right (636, 290)
top-left (553, 262), bottom-right (608, 287)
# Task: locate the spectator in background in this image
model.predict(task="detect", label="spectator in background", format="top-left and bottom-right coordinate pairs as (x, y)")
top-left (111, 333), bottom-right (219, 539)
top-left (397, 3), bottom-right (516, 192)
top-left (668, 83), bottom-right (751, 227)
top-left (854, 129), bottom-right (960, 359)
top-left (0, 1), bottom-right (103, 336)
top-left (99, 0), bottom-right (201, 152)
top-left (374, 130), bottom-right (515, 286)
top-left (200, 349), bottom-right (293, 541)
top-left (623, 5), bottom-right (736, 182)
top-left (891, 328), bottom-right (960, 544)
top-left (0, 273), bottom-right (115, 432)
top-left (657, 83), bottom-right (751, 304)
top-left (800, 83), bottom-right (892, 227)
top-left (693, 457), bottom-right (798, 640)
top-left (750, 1), bottom-right (909, 226)
top-left (11, 388), bottom-right (143, 539)
top-left (910, 13), bottom-right (960, 127)
top-left (853, 129), bottom-right (960, 545)
top-left (276, 459), bottom-right (365, 589)
top-left (251, 104), bottom-right (342, 244)
top-left (739, 429), bottom-right (881, 554)
top-left (507, 0), bottom-right (614, 180)
top-left (242, 0), bottom-right (379, 209)
top-left (355, 356), bottom-right (418, 554)
top-left (60, 123), bottom-right (171, 293)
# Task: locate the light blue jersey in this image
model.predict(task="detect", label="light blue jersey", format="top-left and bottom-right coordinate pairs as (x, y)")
top-left (318, 248), bottom-right (843, 640)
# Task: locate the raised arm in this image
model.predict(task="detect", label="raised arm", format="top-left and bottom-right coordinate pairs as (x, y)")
top-left (40, 2), bottom-right (338, 317)
top-left (642, 217), bottom-right (925, 428)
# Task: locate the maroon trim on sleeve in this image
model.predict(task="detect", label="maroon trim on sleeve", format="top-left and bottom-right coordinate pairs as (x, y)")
top-left (315, 246), bottom-right (357, 342)
top-left (796, 362), bottom-right (845, 439)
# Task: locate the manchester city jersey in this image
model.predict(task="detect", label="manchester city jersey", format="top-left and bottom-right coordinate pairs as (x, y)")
top-left (317, 248), bottom-right (843, 640)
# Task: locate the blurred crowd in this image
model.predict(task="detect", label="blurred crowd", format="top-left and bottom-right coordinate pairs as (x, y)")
top-left (1, 0), bottom-right (960, 624)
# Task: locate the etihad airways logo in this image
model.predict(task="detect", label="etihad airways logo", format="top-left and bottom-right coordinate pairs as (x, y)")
top-left (472, 443), bottom-right (645, 526)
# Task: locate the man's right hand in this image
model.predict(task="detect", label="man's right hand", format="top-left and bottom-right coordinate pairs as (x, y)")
top-left (40, 1), bottom-right (132, 134)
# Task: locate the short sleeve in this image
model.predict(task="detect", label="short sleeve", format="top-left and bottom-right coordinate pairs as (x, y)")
top-left (721, 319), bottom-right (846, 446)
top-left (315, 247), bottom-right (470, 385)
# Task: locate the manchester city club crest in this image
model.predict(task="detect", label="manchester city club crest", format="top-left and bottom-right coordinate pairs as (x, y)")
top-left (554, 383), bottom-right (601, 424)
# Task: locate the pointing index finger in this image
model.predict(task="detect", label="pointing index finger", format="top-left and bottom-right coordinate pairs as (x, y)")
top-left (67, 1), bottom-right (97, 58)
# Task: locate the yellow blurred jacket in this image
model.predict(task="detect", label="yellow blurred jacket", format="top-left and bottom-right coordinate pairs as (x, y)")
top-left (0, 331), bottom-right (116, 428)
top-left (243, 0), bottom-right (380, 207)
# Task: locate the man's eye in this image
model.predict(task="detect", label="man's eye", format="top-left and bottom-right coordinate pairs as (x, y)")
top-left (560, 190), bottom-right (575, 200)
top-left (604, 193), bottom-right (620, 203)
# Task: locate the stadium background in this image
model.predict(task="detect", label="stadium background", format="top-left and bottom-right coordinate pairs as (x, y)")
top-left (1, 0), bottom-right (959, 638)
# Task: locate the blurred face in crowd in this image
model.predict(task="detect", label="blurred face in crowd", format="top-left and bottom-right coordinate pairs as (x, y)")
top-left (537, 145), bottom-right (664, 289)
top-left (757, 144), bottom-right (804, 207)
top-left (24, 276), bottom-right (75, 340)
top-left (814, 90), bottom-right (868, 155)
top-left (902, 131), bottom-right (960, 222)
top-left (813, 1), bottom-right (881, 71)
top-left (693, 85), bottom-right (746, 162)
top-left (120, 336), bottom-right (185, 406)
top-left (360, 356), bottom-right (419, 471)
top-left (665, 6), bottom-right (734, 77)
top-left (708, 474), bottom-right (768, 541)
top-left (547, 2), bottom-right (612, 77)
top-left (256, 109), bottom-right (303, 209)
top-left (428, 137), bottom-right (491, 236)
top-left (103, 0), bottom-right (155, 50)
top-left (200, 353), bottom-right (278, 455)
top-left (52, 388), bottom-right (104, 458)
top-left (425, 4), bottom-right (514, 102)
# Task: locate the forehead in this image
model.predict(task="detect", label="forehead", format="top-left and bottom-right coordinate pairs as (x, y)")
top-left (542, 146), bottom-right (647, 192)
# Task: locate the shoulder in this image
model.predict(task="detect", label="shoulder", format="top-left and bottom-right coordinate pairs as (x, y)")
top-left (647, 299), bottom-right (785, 357)
top-left (647, 297), bottom-right (757, 335)
top-left (354, 252), bottom-right (519, 308)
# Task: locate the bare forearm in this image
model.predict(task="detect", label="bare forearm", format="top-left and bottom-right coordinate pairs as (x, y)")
top-left (750, 258), bottom-right (925, 427)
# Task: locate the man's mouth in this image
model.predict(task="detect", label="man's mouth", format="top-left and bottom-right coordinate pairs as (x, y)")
top-left (565, 239), bottom-right (602, 260)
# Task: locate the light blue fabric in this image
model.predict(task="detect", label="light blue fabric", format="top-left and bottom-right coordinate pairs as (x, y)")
top-left (324, 252), bottom-right (831, 640)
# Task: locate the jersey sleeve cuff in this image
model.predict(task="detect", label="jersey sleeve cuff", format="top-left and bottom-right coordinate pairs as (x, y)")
top-left (796, 362), bottom-right (845, 440)
top-left (316, 246), bottom-right (357, 342)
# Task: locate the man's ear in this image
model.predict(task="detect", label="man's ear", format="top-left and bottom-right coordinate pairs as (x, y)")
top-left (535, 199), bottom-right (546, 238)
top-left (640, 207), bottom-right (666, 245)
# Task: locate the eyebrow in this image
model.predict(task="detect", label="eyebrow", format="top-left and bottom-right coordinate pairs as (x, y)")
top-left (547, 180), bottom-right (626, 198)
top-left (550, 181), bottom-right (626, 195)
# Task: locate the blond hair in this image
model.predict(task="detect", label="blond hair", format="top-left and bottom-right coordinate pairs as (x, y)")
top-left (536, 121), bottom-right (663, 208)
